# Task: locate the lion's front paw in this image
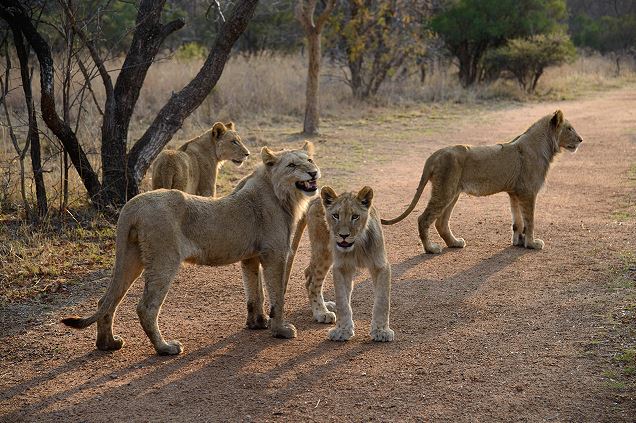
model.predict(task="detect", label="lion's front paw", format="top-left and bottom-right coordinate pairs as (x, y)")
top-left (314, 309), bottom-right (336, 324)
top-left (424, 242), bottom-right (442, 254)
top-left (370, 327), bottom-right (395, 342)
top-left (324, 301), bottom-right (336, 312)
top-left (272, 323), bottom-right (297, 339)
top-left (246, 313), bottom-right (269, 330)
top-left (328, 323), bottom-right (354, 342)
top-left (447, 237), bottom-right (466, 248)
top-left (156, 340), bottom-right (183, 356)
top-left (96, 335), bottom-right (125, 351)
top-left (512, 233), bottom-right (525, 246)
top-left (525, 238), bottom-right (544, 250)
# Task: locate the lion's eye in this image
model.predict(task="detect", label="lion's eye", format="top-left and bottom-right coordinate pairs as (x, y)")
top-left (232, 140), bottom-right (240, 146)
top-left (332, 213), bottom-right (339, 220)
top-left (288, 163), bottom-right (297, 168)
top-left (352, 214), bottom-right (359, 221)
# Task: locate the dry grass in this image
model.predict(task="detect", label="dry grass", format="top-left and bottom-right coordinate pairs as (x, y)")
top-left (0, 51), bottom-right (635, 302)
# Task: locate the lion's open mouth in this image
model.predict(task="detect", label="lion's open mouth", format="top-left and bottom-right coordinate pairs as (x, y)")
top-left (337, 240), bottom-right (354, 249)
top-left (232, 159), bottom-right (245, 165)
top-left (566, 144), bottom-right (579, 152)
top-left (296, 179), bottom-right (318, 192)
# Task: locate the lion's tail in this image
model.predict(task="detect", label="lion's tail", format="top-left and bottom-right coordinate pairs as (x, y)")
top-left (283, 209), bottom-right (309, 294)
top-left (62, 213), bottom-right (139, 330)
top-left (381, 158), bottom-right (433, 225)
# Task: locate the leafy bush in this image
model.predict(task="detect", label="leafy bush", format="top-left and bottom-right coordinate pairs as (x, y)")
top-left (176, 42), bottom-right (209, 61)
top-left (483, 32), bottom-right (576, 93)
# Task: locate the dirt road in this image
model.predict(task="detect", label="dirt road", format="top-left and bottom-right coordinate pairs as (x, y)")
top-left (1, 88), bottom-right (635, 422)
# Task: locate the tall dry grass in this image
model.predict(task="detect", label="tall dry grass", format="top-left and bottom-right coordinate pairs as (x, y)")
top-left (0, 51), bottom-right (635, 213)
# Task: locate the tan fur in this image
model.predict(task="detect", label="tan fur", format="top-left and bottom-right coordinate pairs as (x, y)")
top-left (62, 142), bottom-right (320, 355)
top-left (151, 122), bottom-right (250, 197)
top-left (382, 110), bottom-right (583, 253)
top-left (291, 186), bottom-right (394, 342)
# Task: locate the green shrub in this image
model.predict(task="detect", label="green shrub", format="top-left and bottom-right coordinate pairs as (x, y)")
top-left (176, 42), bottom-right (208, 61)
top-left (484, 32), bottom-right (576, 93)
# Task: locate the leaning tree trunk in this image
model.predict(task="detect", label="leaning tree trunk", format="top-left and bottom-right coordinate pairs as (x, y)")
top-left (12, 27), bottom-right (47, 218)
top-left (0, 0), bottom-right (102, 202)
top-left (99, 0), bottom-right (184, 206)
top-left (125, 0), bottom-right (259, 198)
top-left (296, 0), bottom-right (336, 135)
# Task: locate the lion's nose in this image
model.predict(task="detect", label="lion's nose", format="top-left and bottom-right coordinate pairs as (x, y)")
top-left (338, 233), bottom-right (349, 240)
top-left (578, 136), bottom-right (583, 143)
top-left (308, 171), bottom-right (317, 179)
top-left (244, 152), bottom-right (250, 157)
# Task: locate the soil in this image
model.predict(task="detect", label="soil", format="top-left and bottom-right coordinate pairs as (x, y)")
top-left (1, 87), bottom-right (635, 422)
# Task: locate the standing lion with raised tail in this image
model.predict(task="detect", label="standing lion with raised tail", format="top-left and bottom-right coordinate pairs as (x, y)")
top-left (62, 142), bottom-right (319, 355)
top-left (381, 110), bottom-right (583, 254)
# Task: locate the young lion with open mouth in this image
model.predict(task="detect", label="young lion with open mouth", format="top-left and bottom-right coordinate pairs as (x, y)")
top-left (381, 110), bottom-right (583, 254)
top-left (63, 142), bottom-right (319, 355)
top-left (291, 186), bottom-right (394, 342)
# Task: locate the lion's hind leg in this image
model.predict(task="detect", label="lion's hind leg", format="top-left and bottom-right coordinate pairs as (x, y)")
top-left (136, 261), bottom-right (183, 355)
top-left (435, 194), bottom-right (465, 249)
top-left (96, 241), bottom-right (143, 351)
top-left (241, 257), bottom-right (268, 329)
top-left (418, 183), bottom-right (458, 254)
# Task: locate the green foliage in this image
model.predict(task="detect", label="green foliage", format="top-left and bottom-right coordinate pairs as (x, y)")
top-left (570, 13), bottom-right (636, 54)
top-left (431, 0), bottom-right (568, 86)
top-left (327, 0), bottom-right (427, 98)
top-left (484, 32), bottom-right (576, 93)
top-left (175, 42), bottom-right (208, 61)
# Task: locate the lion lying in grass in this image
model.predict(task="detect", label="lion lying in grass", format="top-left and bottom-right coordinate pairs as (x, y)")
top-left (382, 110), bottom-right (583, 253)
top-left (151, 122), bottom-right (250, 197)
top-left (63, 142), bottom-right (319, 355)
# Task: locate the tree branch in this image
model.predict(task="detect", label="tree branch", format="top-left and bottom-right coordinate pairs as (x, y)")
top-left (126, 0), bottom-right (259, 192)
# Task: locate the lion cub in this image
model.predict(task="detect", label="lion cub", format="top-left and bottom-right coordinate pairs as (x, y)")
top-left (151, 121), bottom-right (250, 197)
top-left (302, 186), bottom-right (394, 342)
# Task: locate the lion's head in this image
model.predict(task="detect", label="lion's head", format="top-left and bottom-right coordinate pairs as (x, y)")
top-left (551, 110), bottom-right (583, 153)
top-left (212, 121), bottom-right (250, 165)
top-left (261, 141), bottom-right (320, 200)
top-left (321, 186), bottom-right (374, 252)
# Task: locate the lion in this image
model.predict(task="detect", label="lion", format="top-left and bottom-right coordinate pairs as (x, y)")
top-left (62, 142), bottom-right (319, 355)
top-left (289, 186), bottom-right (394, 342)
top-left (381, 110), bottom-right (583, 254)
top-left (151, 121), bottom-right (250, 197)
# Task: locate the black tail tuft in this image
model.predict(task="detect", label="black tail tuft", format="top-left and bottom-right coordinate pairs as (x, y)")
top-left (61, 316), bottom-right (89, 329)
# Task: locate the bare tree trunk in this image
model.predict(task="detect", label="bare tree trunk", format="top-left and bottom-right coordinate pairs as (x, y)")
top-left (0, 0), bottom-right (102, 203)
top-left (125, 0), bottom-right (260, 198)
top-left (12, 27), bottom-right (47, 218)
top-left (296, 0), bottom-right (336, 135)
top-left (0, 49), bottom-right (31, 221)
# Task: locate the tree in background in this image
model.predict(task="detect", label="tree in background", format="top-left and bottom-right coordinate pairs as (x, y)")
top-left (328, 0), bottom-right (427, 99)
top-left (570, 13), bottom-right (636, 74)
top-left (484, 32), bottom-right (576, 93)
top-left (431, 0), bottom-right (567, 87)
top-left (296, 0), bottom-right (336, 135)
top-left (0, 0), bottom-right (259, 209)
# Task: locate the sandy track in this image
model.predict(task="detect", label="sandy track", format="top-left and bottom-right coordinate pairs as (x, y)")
top-left (1, 88), bottom-right (635, 422)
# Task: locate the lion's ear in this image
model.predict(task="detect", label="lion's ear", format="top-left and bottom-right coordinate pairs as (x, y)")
top-left (550, 110), bottom-right (564, 129)
top-left (261, 147), bottom-right (278, 166)
top-left (225, 121), bottom-right (235, 131)
top-left (302, 141), bottom-right (315, 157)
top-left (321, 186), bottom-right (337, 206)
top-left (356, 186), bottom-right (373, 208)
top-left (211, 122), bottom-right (227, 139)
